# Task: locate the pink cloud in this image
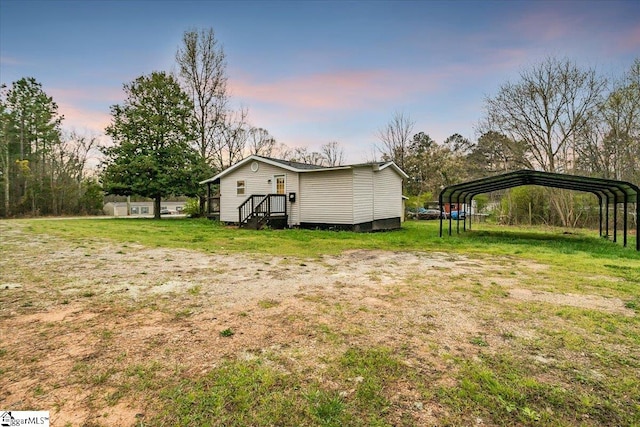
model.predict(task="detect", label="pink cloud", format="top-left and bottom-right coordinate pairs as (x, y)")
top-left (56, 102), bottom-right (112, 134)
top-left (507, 5), bottom-right (640, 59)
top-left (228, 69), bottom-right (441, 112)
top-left (618, 24), bottom-right (640, 53)
top-left (46, 85), bottom-right (124, 134)
top-left (507, 8), bottom-right (584, 43)
top-left (48, 86), bottom-right (123, 105)
top-left (0, 56), bottom-right (24, 67)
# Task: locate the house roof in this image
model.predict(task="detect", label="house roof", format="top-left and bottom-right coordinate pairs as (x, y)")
top-left (265, 157), bottom-right (330, 170)
top-left (199, 155), bottom-right (408, 184)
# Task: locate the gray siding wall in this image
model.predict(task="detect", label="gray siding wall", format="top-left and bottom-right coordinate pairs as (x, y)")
top-left (219, 161), bottom-right (300, 225)
top-left (299, 169), bottom-right (354, 224)
top-left (353, 167), bottom-right (374, 224)
top-left (373, 167), bottom-right (403, 220)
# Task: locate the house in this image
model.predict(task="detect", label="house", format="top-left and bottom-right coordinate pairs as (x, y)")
top-left (200, 155), bottom-right (408, 231)
top-left (103, 201), bottom-right (186, 217)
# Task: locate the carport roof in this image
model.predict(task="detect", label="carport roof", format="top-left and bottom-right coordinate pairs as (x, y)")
top-left (439, 170), bottom-right (639, 203)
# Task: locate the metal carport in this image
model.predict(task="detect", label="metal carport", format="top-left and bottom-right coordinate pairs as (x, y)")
top-left (438, 170), bottom-right (640, 251)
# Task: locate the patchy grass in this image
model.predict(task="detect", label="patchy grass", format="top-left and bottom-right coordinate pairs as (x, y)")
top-left (438, 351), bottom-right (640, 426)
top-left (1, 218), bottom-right (639, 426)
top-left (153, 347), bottom-right (409, 427)
top-left (257, 298), bottom-right (281, 309)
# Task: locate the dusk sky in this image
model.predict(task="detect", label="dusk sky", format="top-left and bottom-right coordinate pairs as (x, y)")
top-left (1, 0), bottom-right (639, 163)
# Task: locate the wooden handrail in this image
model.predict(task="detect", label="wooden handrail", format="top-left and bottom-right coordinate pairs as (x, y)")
top-left (238, 194), bottom-right (287, 227)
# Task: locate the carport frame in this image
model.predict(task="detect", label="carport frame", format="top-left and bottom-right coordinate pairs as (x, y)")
top-left (438, 170), bottom-right (639, 251)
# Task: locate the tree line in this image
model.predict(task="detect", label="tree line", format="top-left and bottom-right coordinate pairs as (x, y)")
top-left (0, 78), bottom-right (103, 216)
top-left (377, 57), bottom-right (639, 227)
top-left (1, 27), bottom-right (637, 225)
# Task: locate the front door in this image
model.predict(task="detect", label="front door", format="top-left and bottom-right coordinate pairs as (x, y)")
top-left (273, 175), bottom-right (286, 194)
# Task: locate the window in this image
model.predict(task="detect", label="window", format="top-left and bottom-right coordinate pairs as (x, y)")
top-left (141, 207), bottom-right (149, 214)
top-left (130, 206), bottom-right (139, 214)
top-left (176, 206), bottom-right (183, 212)
top-left (237, 180), bottom-right (245, 195)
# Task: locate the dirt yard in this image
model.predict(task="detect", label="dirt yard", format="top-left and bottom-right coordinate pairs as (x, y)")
top-left (0, 221), bottom-right (633, 426)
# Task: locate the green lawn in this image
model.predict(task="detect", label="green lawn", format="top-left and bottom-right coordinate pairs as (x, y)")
top-left (22, 216), bottom-right (638, 259)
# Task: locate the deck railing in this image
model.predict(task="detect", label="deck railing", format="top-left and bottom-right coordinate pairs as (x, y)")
top-left (238, 194), bottom-right (287, 226)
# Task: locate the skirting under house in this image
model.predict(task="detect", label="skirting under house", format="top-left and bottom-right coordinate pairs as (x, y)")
top-left (300, 217), bottom-right (402, 232)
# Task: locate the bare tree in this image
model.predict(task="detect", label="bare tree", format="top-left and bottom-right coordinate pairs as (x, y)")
top-left (321, 141), bottom-right (345, 166)
top-left (176, 28), bottom-right (228, 215)
top-left (576, 58), bottom-right (640, 182)
top-left (377, 112), bottom-right (415, 170)
top-left (176, 28), bottom-right (228, 163)
top-left (247, 127), bottom-right (277, 157)
top-left (210, 107), bottom-right (250, 170)
top-left (483, 57), bottom-right (610, 227)
top-left (51, 131), bottom-right (100, 214)
top-left (271, 142), bottom-right (292, 160)
top-left (484, 57), bottom-right (606, 173)
top-left (289, 147), bottom-right (324, 165)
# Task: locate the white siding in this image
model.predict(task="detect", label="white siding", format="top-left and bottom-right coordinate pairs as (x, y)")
top-left (287, 172), bottom-right (300, 225)
top-left (353, 167), bottom-right (374, 223)
top-left (373, 167), bottom-right (403, 220)
top-left (219, 160), bottom-right (299, 225)
top-left (299, 169), bottom-right (354, 224)
top-left (215, 158), bottom-right (404, 226)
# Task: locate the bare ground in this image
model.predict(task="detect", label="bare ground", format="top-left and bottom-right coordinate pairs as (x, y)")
top-left (0, 221), bottom-right (632, 426)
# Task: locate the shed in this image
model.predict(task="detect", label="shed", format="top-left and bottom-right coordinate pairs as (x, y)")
top-left (200, 155), bottom-right (408, 231)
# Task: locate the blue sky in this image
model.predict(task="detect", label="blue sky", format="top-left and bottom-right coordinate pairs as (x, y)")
top-left (1, 0), bottom-right (639, 163)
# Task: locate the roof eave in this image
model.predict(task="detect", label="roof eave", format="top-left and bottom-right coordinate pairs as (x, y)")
top-left (378, 161), bottom-right (409, 179)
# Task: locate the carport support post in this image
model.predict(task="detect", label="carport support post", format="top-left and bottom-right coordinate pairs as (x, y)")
top-left (623, 194), bottom-right (628, 247)
top-left (448, 199), bottom-right (453, 236)
top-left (613, 196), bottom-right (618, 243)
top-left (462, 197), bottom-right (467, 232)
top-left (605, 195), bottom-right (610, 239)
top-left (466, 195), bottom-right (472, 231)
top-left (463, 195), bottom-right (469, 231)
top-left (598, 195), bottom-right (603, 238)
top-left (438, 193), bottom-right (444, 237)
top-left (456, 194), bottom-right (461, 234)
top-left (637, 202), bottom-right (639, 251)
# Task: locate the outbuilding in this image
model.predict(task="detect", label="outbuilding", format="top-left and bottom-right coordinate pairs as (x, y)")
top-left (438, 169), bottom-right (639, 250)
top-left (200, 155), bottom-right (408, 231)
